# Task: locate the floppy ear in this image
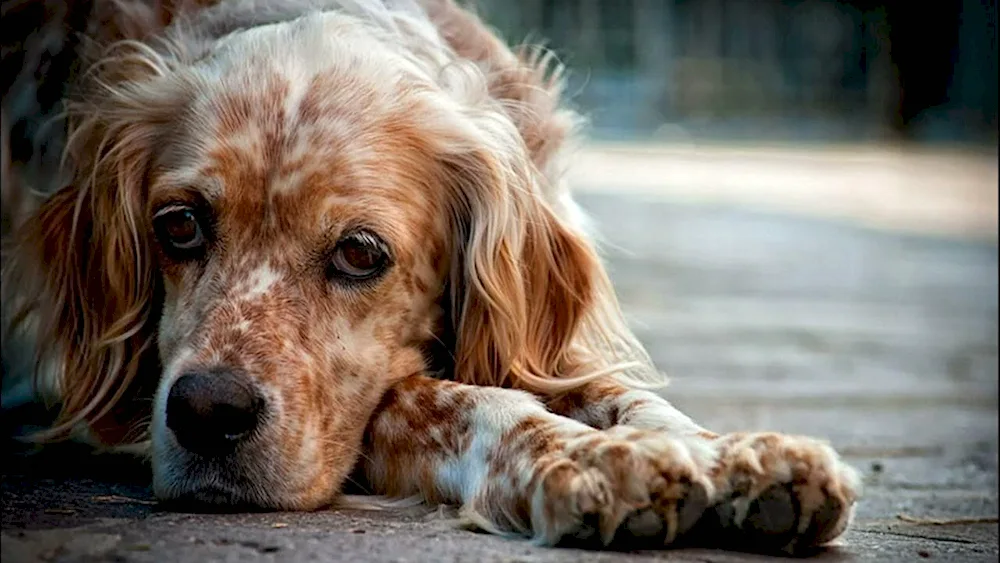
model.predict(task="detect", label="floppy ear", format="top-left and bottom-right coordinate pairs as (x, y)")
top-left (442, 146), bottom-right (604, 392)
top-left (6, 176), bottom-right (158, 444)
top-left (425, 0), bottom-right (586, 390)
top-left (2, 40), bottom-right (182, 444)
top-left (425, 0), bottom-right (657, 392)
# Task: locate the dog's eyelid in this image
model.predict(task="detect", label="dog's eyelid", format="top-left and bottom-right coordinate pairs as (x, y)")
top-left (324, 228), bottom-right (394, 285)
top-left (151, 188), bottom-right (215, 217)
top-left (154, 204), bottom-right (195, 218)
top-left (343, 230), bottom-right (391, 257)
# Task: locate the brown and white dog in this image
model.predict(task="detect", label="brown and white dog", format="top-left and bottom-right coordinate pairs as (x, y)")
top-left (1, 0), bottom-right (859, 553)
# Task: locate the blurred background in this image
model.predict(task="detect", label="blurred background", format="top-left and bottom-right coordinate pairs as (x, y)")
top-left (475, 0), bottom-right (997, 145)
top-left (461, 0), bottom-right (1000, 238)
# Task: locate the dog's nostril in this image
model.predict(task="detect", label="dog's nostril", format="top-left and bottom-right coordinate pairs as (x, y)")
top-left (166, 368), bottom-right (263, 456)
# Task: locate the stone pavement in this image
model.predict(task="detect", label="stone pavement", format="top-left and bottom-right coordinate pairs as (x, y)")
top-left (2, 146), bottom-right (998, 561)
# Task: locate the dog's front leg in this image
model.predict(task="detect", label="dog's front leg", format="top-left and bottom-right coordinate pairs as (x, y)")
top-left (546, 378), bottom-right (862, 553)
top-left (359, 375), bottom-right (718, 546)
top-left (544, 377), bottom-right (714, 436)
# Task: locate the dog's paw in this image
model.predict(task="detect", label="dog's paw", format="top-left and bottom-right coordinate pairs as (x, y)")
top-left (699, 432), bottom-right (861, 554)
top-left (528, 427), bottom-right (714, 547)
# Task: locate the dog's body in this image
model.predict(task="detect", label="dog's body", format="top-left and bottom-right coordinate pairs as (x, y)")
top-left (1, 0), bottom-right (859, 552)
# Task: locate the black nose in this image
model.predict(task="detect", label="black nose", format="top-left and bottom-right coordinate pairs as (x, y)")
top-left (166, 368), bottom-right (264, 456)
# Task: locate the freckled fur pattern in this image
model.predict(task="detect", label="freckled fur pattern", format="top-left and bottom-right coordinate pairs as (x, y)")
top-left (1, 0), bottom-right (860, 553)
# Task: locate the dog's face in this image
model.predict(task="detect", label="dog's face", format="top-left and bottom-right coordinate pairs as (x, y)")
top-left (7, 6), bottom-right (601, 512)
top-left (145, 17), bottom-right (459, 509)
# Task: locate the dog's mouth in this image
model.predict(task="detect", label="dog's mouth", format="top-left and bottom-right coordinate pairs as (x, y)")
top-left (151, 445), bottom-right (343, 512)
top-left (152, 450), bottom-right (283, 512)
top-left (158, 485), bottom-right (273, 513)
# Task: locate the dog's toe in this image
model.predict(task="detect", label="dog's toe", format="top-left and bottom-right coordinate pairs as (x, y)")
top-left (744, 484), bottom-right (797, 536)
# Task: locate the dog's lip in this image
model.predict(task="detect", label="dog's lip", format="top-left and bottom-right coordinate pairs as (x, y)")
top-left (159, 485), bottom-right (272, 513)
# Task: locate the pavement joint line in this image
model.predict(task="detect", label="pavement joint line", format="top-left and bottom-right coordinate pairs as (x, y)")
top-left (896, 515), bottom-right (1000, 526)
top-left (852, 529), bottom-right (982, 545)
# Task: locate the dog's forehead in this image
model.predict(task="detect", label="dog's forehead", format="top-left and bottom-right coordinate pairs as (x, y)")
top-left (200, 69), bottom-right (407, 194)
top-left (152, 66), bottom-right (444, 247)
top-left (145, 13), bottom-right (461, 256)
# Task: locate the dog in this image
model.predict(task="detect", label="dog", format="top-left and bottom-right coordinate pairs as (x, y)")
top-left (1, 0), bottom-right (860, 553)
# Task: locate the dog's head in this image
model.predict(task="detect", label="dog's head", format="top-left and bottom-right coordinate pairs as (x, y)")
top-left (4, 2), bottom-right (622, 509)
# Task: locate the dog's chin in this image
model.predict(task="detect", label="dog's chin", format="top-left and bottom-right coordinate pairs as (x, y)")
top-left (152, 447), bottom-right (343, 512)
top-left (154, 471), bottom-right (322, 513)
top-left (160, 486), bottom-right (272, 513)
top-left (151, 447), bottom-right (279, 511)
top-left (153, 467), bottom-right (278, 512)
top-left (156, 478), bottom-right (340, 513)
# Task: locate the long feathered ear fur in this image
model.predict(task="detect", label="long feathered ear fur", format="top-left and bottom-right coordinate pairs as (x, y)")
top-left (426, 0), bottom-right (658, 393)
top-left (2, 26), bottom-right (187, 444)
top-left (443, 151), bottom-right (613, 392)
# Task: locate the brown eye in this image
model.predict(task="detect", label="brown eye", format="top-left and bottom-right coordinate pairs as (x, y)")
top-left (328, 231), bottom-right (390, 282)
top-left (153, 205), bottom-right (207, 255)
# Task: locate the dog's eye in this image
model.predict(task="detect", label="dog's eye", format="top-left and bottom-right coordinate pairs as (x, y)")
top-left (153, 206), bottom-right (207, 254)
top-left (328, 231), bottom-right (390, 281)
